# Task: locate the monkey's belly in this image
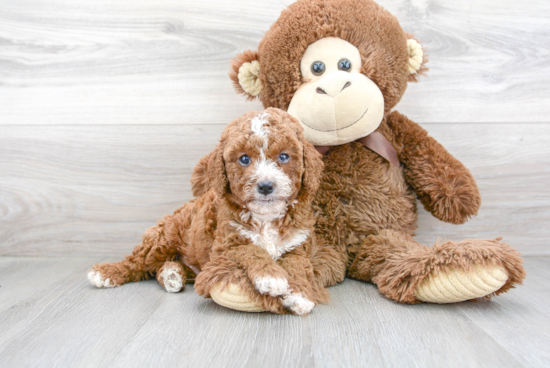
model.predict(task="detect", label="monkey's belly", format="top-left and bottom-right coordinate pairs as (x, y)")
top-left (313, 142), bottom-right (417, 247)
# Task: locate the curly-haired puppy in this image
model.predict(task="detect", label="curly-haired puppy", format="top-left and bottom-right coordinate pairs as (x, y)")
top-left (88, 108), bottom-right (328, 315)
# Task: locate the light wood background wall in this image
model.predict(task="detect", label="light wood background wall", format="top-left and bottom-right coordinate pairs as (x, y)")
top-left (1, 0), bottom-right (549, 256)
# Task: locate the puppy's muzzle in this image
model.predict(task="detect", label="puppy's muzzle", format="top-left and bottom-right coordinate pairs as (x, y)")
top-left (257, 181), bottom-right (275, 195)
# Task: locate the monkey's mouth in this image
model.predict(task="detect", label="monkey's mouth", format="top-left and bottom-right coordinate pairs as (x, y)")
top-left (300, 108), bottom-right (368, 132)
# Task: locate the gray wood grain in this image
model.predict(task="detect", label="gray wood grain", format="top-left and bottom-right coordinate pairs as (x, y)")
top-left (1, 123), bottom-right (548, 256)
top-left (456, 258), bottom-right (550, 366)
top-left (0, 0), bottom-right (549, 125)
top-left (2, 256), bottom-right (548, 367)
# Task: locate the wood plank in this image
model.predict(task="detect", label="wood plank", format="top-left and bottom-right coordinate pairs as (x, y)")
top-left (0, 0), bottom-right (548, 125)
top-left (112, 280), bottom-right (524, 368)
top-left (0, 257), bottom-right (105, 347)
top-left (111, 290), bottom-right (316, 368)
top-left (0, 123), bottom-right (547, 256)
top-left (456, 257), bottom-right (550, 366)
top-left (4, 256), bottom-right (548, 367)
top-left (308, 280), bottom-right (522, 367)
top-left (0, 257), bottom-right (99, 313)
top-left (0, 257), bottom-right (170, 367)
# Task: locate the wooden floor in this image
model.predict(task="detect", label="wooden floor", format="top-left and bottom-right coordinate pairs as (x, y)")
top-left (1, 0), bottom-right (549, 366)
top-left (0, 256), bottom-right (548, 368)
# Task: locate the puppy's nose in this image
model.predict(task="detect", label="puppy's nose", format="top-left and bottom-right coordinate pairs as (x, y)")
top-left (257, 181), bottom-right (275, 195)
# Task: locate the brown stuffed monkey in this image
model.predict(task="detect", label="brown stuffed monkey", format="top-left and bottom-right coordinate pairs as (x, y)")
top-left (208, 0), bottom-right (526, 309)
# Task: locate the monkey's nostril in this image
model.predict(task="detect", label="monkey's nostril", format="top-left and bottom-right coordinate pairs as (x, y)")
top-left (316, 87), bottom-right (327, 94)
top-left (341, 81), bottom-right (352, 91)
top-left (257, 181), bottom-right (275, 195)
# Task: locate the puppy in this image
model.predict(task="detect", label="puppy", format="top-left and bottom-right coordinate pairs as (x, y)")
top-left (88, 108), bottom-right (328, 315)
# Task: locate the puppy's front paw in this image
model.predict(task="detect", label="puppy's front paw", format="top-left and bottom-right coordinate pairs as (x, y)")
top-left (254, 276), bottom-right (290, 297)
top-left (88, 269), bottom-right (117, 288)
top-left (282, 293), bottom-right (314, 316)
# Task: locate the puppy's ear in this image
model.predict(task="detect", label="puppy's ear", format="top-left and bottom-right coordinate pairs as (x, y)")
top-left (191, 151), bottom-right (214, 197)
top-left (191, 143), bottom-right (228, 198)
top-left (207, 143), bottom-right (229, 197)
top-left (229, 50), bottom-right (262, 101)
top-left (298, 130), bottom-right (324, 199)
top-left (406, 34), bottom-right (428, 82)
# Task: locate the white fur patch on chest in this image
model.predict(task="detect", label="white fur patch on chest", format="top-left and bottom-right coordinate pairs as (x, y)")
top-left (231, 221), bottom-right (309, 260)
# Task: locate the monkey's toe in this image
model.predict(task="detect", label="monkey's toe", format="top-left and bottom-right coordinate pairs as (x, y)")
top-left (414, 265), bottom-right (508, 304)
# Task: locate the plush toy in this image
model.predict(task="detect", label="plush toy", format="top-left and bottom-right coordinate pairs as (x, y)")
top-left (209, 0), bottom-right (525, 309)
top-left (89, 108), bottom-right (338, 315)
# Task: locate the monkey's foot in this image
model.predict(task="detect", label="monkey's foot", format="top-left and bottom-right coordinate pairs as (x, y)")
top-left (210, 282), bottom-right (266, 313)
top-left (414, 264), bottom-right (508, 304)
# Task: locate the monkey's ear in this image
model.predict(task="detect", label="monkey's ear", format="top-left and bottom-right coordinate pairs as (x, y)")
top-left (229, 50), bottom-right (262, 100)
top-left (406, 34), bottom-right (428, 82)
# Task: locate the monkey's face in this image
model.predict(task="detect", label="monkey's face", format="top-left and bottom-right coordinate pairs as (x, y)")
top-left (287, 37), bottom-right (385, 146)
top-left (229, 0), bottom-right (427, 146)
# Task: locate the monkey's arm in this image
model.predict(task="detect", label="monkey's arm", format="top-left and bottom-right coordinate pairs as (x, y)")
top-left (386, 110), bottom-right (481, 224)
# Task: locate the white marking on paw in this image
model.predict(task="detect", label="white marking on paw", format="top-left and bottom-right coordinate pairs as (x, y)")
top-left (87, 270), bottom-right (116, 288)
top-left (282, 293), bottom-right (314, 316)
top-left (160, 267), bottom-right (183, 293)
top-left (254, 276), bottom-right (290, 297)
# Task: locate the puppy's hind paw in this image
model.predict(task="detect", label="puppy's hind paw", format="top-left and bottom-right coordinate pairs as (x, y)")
top-left (160, 267), bottom-right (184, 293)
top-left (254, 276), bottom-right (290, 297)
top-left (282, 293), bottom-right (315, 316)
top-left (87, 269), bottom-right (117, 288)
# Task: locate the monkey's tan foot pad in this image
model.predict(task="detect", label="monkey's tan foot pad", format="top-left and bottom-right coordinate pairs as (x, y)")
top-left (414, 265), bottom-right (508, 304)
top-left (210, 283), bottom-right (266, 313)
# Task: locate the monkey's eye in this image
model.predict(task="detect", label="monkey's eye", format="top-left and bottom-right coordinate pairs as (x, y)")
top-left (278, 153), bottom-right (290, 163)
top-left (239, 155), bottom-right (251, 166)
top-left (311, 61), bottom-right (325, 76)
top-left (338, 58), bottom-right (352, 72)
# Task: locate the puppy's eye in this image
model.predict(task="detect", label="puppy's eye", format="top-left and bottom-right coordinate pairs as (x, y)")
top-left (239, 155), bottom-right (251, 166)
top-left (338, 58), bottom-right (351, 72)
top-left (311, 61), bottom-right (325, 76)
top-left (278, 153), bottom-right (290, 163)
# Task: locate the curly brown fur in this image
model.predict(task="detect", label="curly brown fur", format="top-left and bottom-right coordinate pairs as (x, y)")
top-left (386, 111), bottom-right (481, 224)
top-left (191, 151), bottom-right (214, 198)
top-left (310, 116), bottom-right (524, 302)
top-left (90, 108), bottom-right (328, 315)
top-left (90, 214), bottom-right (187, 286)
top-left (227, 0), bottom-right (525, 303)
